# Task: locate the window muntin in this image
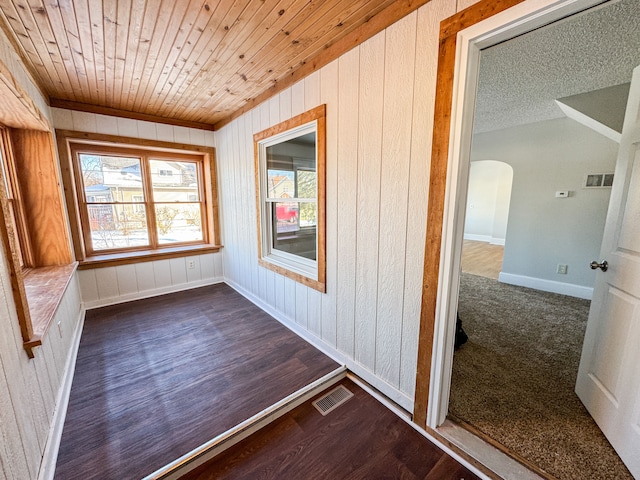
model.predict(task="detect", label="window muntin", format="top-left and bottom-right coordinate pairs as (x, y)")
top-left (73, 145), bottom-right (207, 255)
top-left (254, 105), bottom-right (326, 292)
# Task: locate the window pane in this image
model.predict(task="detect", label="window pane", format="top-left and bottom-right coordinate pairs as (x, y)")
top-left (0, 144), bottom-right (10, 196)
top-left (266, 168), bottom-right (294, 199)
top-left (88, 203), bottom-right (149, 250)
top-left (271, 202), bottom-right (316, 261)
top-left (273, 201), bottom-right (299, 234)
top-left (80, 154), bottom-right (142, 203)
top-left (155, 203), bottom-right (203, 244)
top-left (296, 169), bottom-right (316, 199)
top-left (150, 160), bottom-right (199, 202)
top-left (299, 202), bottom-right (317, 227)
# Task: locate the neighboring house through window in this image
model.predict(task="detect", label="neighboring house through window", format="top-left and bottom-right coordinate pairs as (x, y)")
top-left (57, 131), bottom-right (221, 266)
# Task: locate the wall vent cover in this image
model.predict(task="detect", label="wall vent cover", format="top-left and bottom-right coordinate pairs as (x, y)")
top-left (312, 385), bottom-right (354, 416)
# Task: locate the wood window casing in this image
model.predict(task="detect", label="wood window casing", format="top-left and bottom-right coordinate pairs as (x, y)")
top-left (254, 105), bottom-right (326, 293)
top-left (57, 131), bottom-right (222, 268)
top-left (413, 0), bottom-right (527, 427)
top-left (0, 127), bottom-right (76, 358)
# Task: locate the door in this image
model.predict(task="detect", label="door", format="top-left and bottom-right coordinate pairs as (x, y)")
top-left (576, 64), bottom-right (640, 477)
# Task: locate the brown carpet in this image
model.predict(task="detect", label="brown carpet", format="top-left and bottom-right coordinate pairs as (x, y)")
top-left (449, 273), bottom-right (633, 480)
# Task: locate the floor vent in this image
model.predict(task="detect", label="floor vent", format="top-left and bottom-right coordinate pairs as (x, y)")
top-left (312, 385), bottom-right (354, 416)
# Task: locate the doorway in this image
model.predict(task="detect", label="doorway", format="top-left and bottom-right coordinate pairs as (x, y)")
top-left (421, 0), bottom-right (640, 478)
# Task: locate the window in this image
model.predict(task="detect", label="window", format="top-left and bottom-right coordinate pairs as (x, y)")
top-left (0, 127), bottom-right (75, 358)
top-left (254, 105), bottom-right (326, 292)
top-left (58, 132), bottom-right (221, 265)
top-left (0, 128), bottom-right (31, 268)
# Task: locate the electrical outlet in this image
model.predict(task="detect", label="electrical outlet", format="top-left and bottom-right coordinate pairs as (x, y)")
top-left (557, 264), bottom-right (568, 275)
top-left (188, 259), bottom-right (196, 269)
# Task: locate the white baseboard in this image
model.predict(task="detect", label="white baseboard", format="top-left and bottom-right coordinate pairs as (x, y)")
top-left (225, 279), bottom-right (414, 412)
top-left (498, 272), bottom-right (593, 300)
top-left (463, 234), bottom-right (505, 245)
top-left (84, 277), bottom-right (224, 309)
top-left (37, 306), bottom-right (86, 480)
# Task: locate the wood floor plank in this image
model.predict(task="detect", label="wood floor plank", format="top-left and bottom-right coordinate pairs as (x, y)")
top-left (461, 240), bottom-right (504, 280)
top-left (181, 379), bottom-right (480, 480)
top-left (54, 283), bottom-right (339, 480)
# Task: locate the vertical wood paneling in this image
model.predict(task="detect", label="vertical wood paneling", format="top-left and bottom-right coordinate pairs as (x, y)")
top-left (232, 111), bottom-right (245, 290)
top-left (199, 253), bottom-right (215, 280)
top-left (375, 13), bottom-right (417, 387)
top-left (77, 269), bottom-right (99, 304)
top-left (236, 112), bottom-right (258, 294)
top-left (0, 258), bottom-right (38, 478)
top-left (213, 252), bottom-right (224, 278)
top-left (291, 81), bottom-right (306, 117)
top-left (249, 109), bottom-right (263, 297)
top-left (335, 48), bottom-right (359, 357)
top-left (135, 261), bottom-right (156, 292)
top-left (0, 31), bottom-right (83, 480)
top-left (186, 256), bottom-right (202, 283)
top-left (153, 259), bottom-right (173, 289)
top-left (116, 264), bottom-right (138, 296)
top-left (284, 277), bottom-right (297, 320)
top-left (320, 59), bottom-right (339, 348)
top-left (295, 282), bottom-right (308, 328)
top-left (257, 103), bottom-right (270, 302)
top-left (304, 70), bottom-right (321, 109)
top-left (95, 267), bottom-right (119, 300)
top-left (304, 71), bottom-right (323, 335)
top-left (170, 257), bottom-right (188, 285)
top-left (0, 248), bottom-right (83, 480)
top-left (117, 117), bottom-right (139, 137)
top-left (0, 352), bottom-right (30, 479)
top-left (400, 0), bottom-right (456, 396)
top-left (213, 1), bottom-right (458, 409)
top-left (355, 31), bottom-right (385, 370)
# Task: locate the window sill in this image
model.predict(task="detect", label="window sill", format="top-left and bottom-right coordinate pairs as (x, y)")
top-left (78, 244), bottom-right (223, 270)
top-left (23, 262), bottom-right (78, 357)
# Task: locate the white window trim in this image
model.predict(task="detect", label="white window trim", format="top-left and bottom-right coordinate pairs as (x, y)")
top-left (257, 121), bottom-right (319, 280)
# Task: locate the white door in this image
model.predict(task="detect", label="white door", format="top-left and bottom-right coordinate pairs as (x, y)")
top-left (576, 64), bottom-right (640, 478)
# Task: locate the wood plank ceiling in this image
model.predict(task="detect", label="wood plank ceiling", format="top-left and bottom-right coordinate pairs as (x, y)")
top-left (0, 0), bottom-right (406, 129)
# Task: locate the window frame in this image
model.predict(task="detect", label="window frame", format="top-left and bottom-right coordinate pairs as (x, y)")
top-left (254, 105), bottom-right (326, 292)
top-left (57, 131), bottom-right (221, 268)
top-left (0, 128), bottom-right (33, 269)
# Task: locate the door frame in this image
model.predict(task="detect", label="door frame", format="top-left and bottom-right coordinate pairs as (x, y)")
top-left (413, 0), bottom-right (609, 428)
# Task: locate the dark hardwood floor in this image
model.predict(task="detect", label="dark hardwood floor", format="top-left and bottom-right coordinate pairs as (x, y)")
top-left (181, 378), bottom-right (480, 480)
top-left (55, 283), bottom-right (339, 480)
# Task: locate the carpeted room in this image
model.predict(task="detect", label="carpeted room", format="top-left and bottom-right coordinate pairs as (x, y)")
top-left (447, 1), bottom-right (640, 477)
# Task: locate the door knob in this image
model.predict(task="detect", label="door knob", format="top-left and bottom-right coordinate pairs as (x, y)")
top-left (590, 260), bottom-right (608, 272)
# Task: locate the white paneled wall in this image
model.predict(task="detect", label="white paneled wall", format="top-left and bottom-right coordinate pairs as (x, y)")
top-left (78, 253), bottom-right (224, 308)
top-left (0, 262), bottom-right (83, 480)
top-left (0, 29), bottom-right (86, 480)
top-left (51, 107), bottom-right (216, 147)
top-left (50, 108), bottom-right (224, 308)
top-left (216, 0), bottom-right (456, 410)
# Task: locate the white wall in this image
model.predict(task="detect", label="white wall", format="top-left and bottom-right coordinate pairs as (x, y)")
top-left (50, 108), bottom-right (225, 308)
top-left (464, 160), bottom-right (513, 245)
top-left (471, 117), bottom-right (619, 297)
top-left (214, 0), bottom-right (458, 410)
top-left (0, 30), bottom-right (84, 480)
